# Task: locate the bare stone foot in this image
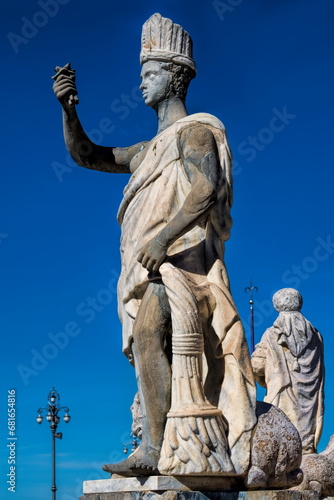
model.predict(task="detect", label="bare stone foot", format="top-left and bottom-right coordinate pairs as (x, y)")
top-left (102, 446), bottom-right (160, 477)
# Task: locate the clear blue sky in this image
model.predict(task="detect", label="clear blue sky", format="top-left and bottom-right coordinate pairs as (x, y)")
top-left (1, 1), bottom-right (333, 498)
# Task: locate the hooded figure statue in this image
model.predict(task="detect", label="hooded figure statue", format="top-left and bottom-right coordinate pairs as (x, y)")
top-left (252, 288), bottom-right (324, 453)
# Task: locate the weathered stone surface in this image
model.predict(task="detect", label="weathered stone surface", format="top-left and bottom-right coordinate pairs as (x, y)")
top-left (295, 435), bottom-right (334, 497)
top-left (79, 489), bottom-right (319, 499)
top-left (246, 402), bottom-right (302, 489)
top-left (83, 476), bottom-right (241, 494)
top-left (252, 288), bottom-right (324, 454)
top-left (80, 494), bottom-right (178, 500)
top-left (131, 393), bottom-right (142, 440)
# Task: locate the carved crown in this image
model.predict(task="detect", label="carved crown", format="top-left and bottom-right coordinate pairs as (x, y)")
top-left (140, 13), bottom-right (196, 73)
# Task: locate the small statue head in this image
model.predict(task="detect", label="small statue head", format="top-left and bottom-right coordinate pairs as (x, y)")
top-left (273, 288), bottom-right (303, 313)
top-left (139, 13), bottom-right (196, 107)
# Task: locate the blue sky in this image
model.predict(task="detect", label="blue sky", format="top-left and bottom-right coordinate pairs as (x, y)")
top-left (1, 0), bottom-right (333, 498)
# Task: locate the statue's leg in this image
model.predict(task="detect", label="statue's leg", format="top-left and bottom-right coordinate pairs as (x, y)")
top-left (157, 263), bottom-right (235, 475)
top-left (102, 281), bottom-right (171, 476)
top-left (132, 282), bottom-right (172, 456)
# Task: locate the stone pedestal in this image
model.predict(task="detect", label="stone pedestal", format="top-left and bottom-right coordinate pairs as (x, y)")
top-left (79, 492), bottom-right (319, 500)
top-left (79, 477), bottom-right (319, 500)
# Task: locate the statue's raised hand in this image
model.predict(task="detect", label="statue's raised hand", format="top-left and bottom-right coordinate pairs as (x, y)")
top-left (52, 63), bottom-right (79, 108)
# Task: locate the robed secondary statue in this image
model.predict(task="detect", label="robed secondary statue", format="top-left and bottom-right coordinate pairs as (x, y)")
top-left (53, 13), bottom-right (257, 478)
top-left (252, 288), bottom-right (324, 454)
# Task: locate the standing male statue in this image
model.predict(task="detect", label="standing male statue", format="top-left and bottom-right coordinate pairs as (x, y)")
top-left (53, 13), bottom-right (256, 477)
top-left (252, 288), bottom-right (324, 454)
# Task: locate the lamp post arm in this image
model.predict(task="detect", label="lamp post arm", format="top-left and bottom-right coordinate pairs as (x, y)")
top-left (37, 407), bottom-right (49, 414)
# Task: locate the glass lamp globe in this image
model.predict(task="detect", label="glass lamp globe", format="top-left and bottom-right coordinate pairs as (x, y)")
top-left (63, 413), bottom-right (71, 423)
top-left (36, 415), bottom-right (43, 424)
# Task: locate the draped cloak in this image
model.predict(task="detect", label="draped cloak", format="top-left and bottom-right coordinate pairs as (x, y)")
top-left (252, 311), bottom-right (324, 453)
top-left (117, 113), bottom-right (256, 475)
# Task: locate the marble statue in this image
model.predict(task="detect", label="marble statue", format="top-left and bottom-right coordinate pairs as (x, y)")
top-left (53, 13), bottom-right (257, 478)
top-left (251, 288), bottom-right (324, 454)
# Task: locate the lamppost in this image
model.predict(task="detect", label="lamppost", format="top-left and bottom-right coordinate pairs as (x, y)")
top-left (36, 387), bottom-right (71, 500)
top-left (245, 279), bottom-right (258, 353)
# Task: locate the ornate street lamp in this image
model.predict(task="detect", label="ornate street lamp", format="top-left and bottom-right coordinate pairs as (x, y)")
top-left (36, 387), bottom-right (71, 500)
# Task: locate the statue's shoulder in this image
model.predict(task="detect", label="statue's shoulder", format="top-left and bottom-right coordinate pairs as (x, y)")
top-left (177, 113), bottom-right (226, 133)
top-left (261, 327), bottom-right (276, 342)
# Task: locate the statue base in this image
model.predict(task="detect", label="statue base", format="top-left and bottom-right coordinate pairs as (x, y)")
top-left (79, 476), bottom-right (319, 499)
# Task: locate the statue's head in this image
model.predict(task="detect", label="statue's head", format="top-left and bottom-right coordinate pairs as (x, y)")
top-left (273, 288), bottom-right (303, 313)
top-left (140, 13), bottom-right (196, 107)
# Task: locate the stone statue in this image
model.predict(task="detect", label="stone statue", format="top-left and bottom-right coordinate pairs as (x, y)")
top-left (52, 13), bottom-right (257, 478)
top-left (296, 435), bottom-right (334, 497)
top-left (251, 288), bottom-right (324, 454)
top-left (246, 402), bottom-right (302, 489)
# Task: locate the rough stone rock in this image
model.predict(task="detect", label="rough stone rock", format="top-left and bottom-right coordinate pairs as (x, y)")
top-left (79, 489), bottom-right (319, 499)
top-left (246, 402), bottom-right (303, 489)
top-left (295, 435), bottom-right (334, 497)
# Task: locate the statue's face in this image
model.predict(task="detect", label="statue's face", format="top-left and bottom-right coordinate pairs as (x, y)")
top-left (140, 60), bottom-right (172, 108)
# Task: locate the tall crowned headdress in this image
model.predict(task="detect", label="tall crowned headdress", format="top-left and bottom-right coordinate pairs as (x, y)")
top-left (140, 13), bottom-right (196, 74)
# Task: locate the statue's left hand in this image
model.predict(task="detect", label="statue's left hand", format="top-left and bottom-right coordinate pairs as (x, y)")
top-left (137, 237), bottom-right (167, 273)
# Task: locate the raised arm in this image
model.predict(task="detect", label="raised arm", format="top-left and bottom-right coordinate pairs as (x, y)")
top-left (52, 64), bottom-right (146, 173)
top-left (138, 124), bottom-right (224, 273)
